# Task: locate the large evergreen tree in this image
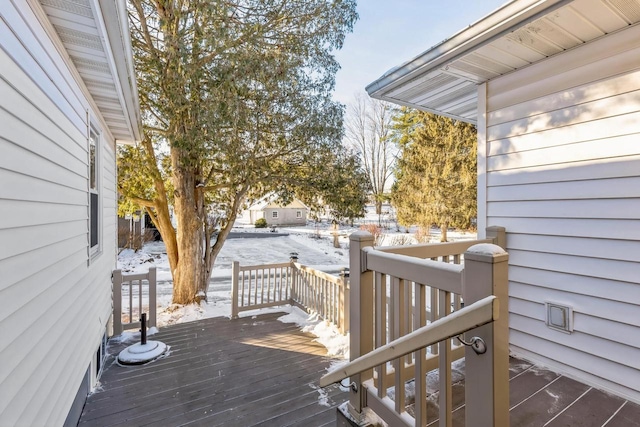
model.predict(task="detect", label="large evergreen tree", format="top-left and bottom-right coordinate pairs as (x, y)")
top-left (119, 0), bottom-right (358, 304)
top-left (391, 109), bottom-right (477, 242)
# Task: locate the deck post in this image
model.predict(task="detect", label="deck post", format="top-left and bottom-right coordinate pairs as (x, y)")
top-left (462, 243), bottom-right (509, 427)
top-left (290, 254), bottom-right (298, 305)
top-left (231, 261), bottom-right (239, 319)
top-left (112, 269), bottom-right (123, 335)
top-left (348, 231), bottom-right (374, 421)
top-left (486, 225), bottom-right (506, 249)
top-left (339, 268), bottom-right (350, 334)
top-left (148, 267), bottom-right (157, 329)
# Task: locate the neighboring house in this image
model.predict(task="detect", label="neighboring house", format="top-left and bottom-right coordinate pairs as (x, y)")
top-left (248, 197), bottom-right (308, 226)
top-left (0, 0), bottom-right (141, 426)
top-left (367, 0), bottom-right (640, 404)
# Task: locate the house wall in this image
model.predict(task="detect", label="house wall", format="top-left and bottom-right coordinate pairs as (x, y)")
top-left (249, 209), bottom-right (265, 225)
top-left (0, 1), bottom-right (116, 425)
top-left (480, 23), bottom-right (640, 402)
top-left (263, 208), bottom-right (307, 226)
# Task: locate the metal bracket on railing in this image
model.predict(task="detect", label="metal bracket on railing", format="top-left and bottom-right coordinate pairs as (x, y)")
top-left (339, 378), bottom-right (358, 393)
top-left (456, 335), bottom-right (487, 355)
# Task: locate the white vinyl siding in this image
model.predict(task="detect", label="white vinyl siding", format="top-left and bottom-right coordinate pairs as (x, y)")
top-left (482, 23), bottom-right (640, 402)
top-left (0, 1), bottom-right (115, 426)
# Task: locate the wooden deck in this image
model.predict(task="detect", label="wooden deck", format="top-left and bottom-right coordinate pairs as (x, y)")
top-left (78, 313), bottom-right (343, 427)
top-left (79, 313), bottom-right (640, 426)
top-left (419, 357), bottom-right (640, 427)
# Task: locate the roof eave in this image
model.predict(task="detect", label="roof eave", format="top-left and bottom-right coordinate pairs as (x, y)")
top-left (96, 0), bottom-right (142, 144)
top-left (366, 0), bottom-right (571, 99)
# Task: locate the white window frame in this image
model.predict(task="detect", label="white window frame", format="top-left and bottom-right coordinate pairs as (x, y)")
top-left (89, 126), bottom-right (101, 257)
top-left (296, 210), bottom-right (302, 218)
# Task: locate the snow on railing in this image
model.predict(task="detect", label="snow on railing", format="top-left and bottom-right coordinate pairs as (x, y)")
top-left (112, 267), bottom-right (157, 335)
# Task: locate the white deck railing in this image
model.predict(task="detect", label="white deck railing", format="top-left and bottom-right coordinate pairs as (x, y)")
top-left (112, 267), bottom-right (157, 335)
top-left (231, 259), bottom-right (349, 333)
top-left (338, 226), bottom-right (509, 427)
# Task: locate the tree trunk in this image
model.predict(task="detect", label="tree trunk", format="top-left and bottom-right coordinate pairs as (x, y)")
top-left (440, 223), bottom-right (448, 242)
top-left (171, 164), bottom-right (207, 304)
top-left (375, 200), bottom-right (382, 215)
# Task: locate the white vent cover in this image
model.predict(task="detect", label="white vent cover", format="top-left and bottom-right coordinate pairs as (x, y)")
top-left (545, 302), bottom-right (574, 334)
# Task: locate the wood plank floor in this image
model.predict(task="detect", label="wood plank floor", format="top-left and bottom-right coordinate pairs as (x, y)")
top-left (78, 313), bottom-right (343, 427)
top-left (418, 357), bottom-right (640, 427)
top-left (80, 313), bottom-right (640, 427)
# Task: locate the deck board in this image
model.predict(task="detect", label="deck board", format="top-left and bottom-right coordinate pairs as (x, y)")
top-left (79, 313), bottom-right (342, 427)
top-left (81, 314), bottom-right (640, 427)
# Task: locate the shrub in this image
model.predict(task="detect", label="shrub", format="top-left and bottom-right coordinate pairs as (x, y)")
top-left (255, 218), bottom-right (268, 228)
top-left (388, 234), bottom-right (414, 246)
top-left (359, 223), bottom-right (383, 246)
top-left (414, 226), bottom-right (431, 243)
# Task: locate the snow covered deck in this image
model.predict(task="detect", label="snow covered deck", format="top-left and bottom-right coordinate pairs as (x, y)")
top-left (79, 312), bottom-right (640, 427)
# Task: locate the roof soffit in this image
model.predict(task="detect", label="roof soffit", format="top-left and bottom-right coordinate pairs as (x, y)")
top-left (367, 0), bottom-right (640, 124)
top-left (37, 0), bottom-right (141, 142)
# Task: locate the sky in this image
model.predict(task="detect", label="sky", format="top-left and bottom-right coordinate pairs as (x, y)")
top-left (332, 0), bottom-right (508, 106)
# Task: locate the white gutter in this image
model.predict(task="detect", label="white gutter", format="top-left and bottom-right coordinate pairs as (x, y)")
top-left (366, 0), bottom-right (572, 98)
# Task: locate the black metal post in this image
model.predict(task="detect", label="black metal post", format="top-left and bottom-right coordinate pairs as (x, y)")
top-left (140, 313), bottom-right (147, 345)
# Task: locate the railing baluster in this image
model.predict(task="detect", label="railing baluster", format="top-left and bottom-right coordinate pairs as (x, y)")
top-left (324, 278), bottom-right (328, 318)
top-left (429, 287), bottom-right (438, 355)
top-left (138, 278), bottom-right (142, 322)
top-left (128, 280), bottom-right (133, 324)
top-left (240, 269), bottom-right (245, 308)
top-left (281, 266), bottom-right (285, 302)
top-left (272, 267), bottom-right (276, 302)
top-left (231, 262), bottom-right (239, 318)
top-left (392, 277), bottom-right (405, 414)
top-left (284, 266), bottom-right (288, 301)
top-left (149, 267), bottom-right (156, 328)
top-left (274, 267), bottom-right (278, 302)
top-left (313, 274), bottom-right (318, 313)
top-left (438, 290), bottom-right (452, 427)
top-left (375, 272), bottom-right (387, 398)
top-left (260, 268), bottom-right (265, 305)
top-left (404, 279), bottom-right (412, 366)
top-left (414, 281), bottom-right (427, 427)
top-left (253, 269), bottom-right (258, 305)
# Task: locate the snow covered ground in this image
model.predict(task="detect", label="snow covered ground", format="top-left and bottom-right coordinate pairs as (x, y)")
top-left (117, 215), bottom-right (477, 360)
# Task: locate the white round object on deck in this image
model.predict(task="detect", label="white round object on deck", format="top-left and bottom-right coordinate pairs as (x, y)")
top-left (117, 340), bottom-right (168, 365)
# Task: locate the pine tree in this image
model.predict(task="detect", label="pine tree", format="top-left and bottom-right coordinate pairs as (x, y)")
top-left (391, 109), bottom-right (477, 242)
